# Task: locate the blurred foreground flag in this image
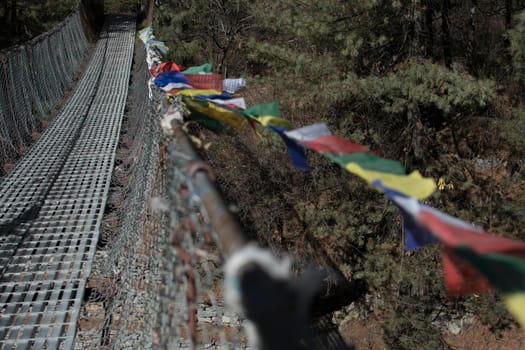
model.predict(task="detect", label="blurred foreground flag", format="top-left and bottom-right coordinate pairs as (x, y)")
top-left (385, 187), bottom-right (525, 328)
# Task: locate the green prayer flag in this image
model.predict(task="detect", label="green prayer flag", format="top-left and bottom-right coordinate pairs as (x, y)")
top-left (187, 112), bottom-right (229, 133)
top-left (325, 152), bottom-right (406, 175)
top-left (182, 63), bottom-right (213, 74)
top-left (455, 246), bottom-right (525, 294)
top-left (243, 101), bottom-right (281, 118)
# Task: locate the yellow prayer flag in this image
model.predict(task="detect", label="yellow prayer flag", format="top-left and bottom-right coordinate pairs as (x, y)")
top-left (174, 89), bottom-right (222, 97)
top-left (345, 163), bottom-right (436, 199)
top-left (184, 98), bottom-right (247, 129)
top-left (251, 116), bottom-right (294, 130)
top-left (504, 293), bottom-right (525, 328)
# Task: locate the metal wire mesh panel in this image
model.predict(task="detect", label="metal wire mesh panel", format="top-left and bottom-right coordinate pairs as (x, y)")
top-left (156, 140), bottom-right (249, 349)
top-left (0, 11), bottom-right (90, 173)
top-left (0, 15), bottom-right (136, 350)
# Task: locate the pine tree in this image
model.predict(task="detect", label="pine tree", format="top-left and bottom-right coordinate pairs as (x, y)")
top-left (509, 10), bottom-right (525, 87)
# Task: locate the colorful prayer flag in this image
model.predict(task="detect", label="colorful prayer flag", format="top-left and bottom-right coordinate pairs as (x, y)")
top-left (384, 187), bottom-right (525, 327)
top-left (172, 89), bottom-right (222, 97)
top-left (182, 63), bottom-right (212, 74)
top-left (326, 153), bottom-right (405, 175)
top-left (185, 74), bottom-right (223, 90)
top-left (186, 111), bottom-right (229, 133)
top-left (285, 123), bottom-right (370, 154)
top-left (285, 123), bottom-right (331, 142)
top-left (305, 135), bottom-right (370, 154)
top-left (183, 98), bottom-right (247, 129)
top-left (244, 101), bottom-right (281, 117)
top-left (286, 124), bottom-right (435, 199)
top-left (354, 167), bottom-right (435, 199)
top-left (138, 26), bottom-right (152, 44)
top-left (209, 98), bottom-right (247, 109)
top-left (147, 39), bottom-right (169, 57)
top-left (223, 78), bottom-right (247, 93)
top-left (504, 294), bottom-right (525, 328)
top-left (381, 188), bottom-right (438, 249)
top-left (150, 62), bottom-right (183, 77)
top-left (243, 102), bottom-right (294, 129)
top-left (154, 71), bottom-right (189, 88)
top-left (161, 82), bottom-right (192, 91)
top-left (269, 126), bottom-right (311, 171)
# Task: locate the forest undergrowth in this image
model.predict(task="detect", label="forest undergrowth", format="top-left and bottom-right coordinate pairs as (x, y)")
top-left (152, 1), bottom-right (525, 348)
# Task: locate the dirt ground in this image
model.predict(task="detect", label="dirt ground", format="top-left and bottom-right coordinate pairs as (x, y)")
top-left (445, 321), bottom-right (525, 350)
top-left (339, 317), bottom-right (525, 350)
top-left (339, 317), bottom-right (386, 349)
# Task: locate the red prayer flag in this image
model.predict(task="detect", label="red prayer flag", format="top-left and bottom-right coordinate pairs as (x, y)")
top-left (184, 74), bottom-right (223, 90)
top-left (304, 135), bottom-right (370, 154)
top-left (419, 209), bottom-right (525, 295)
top-left (150, 62), bottom-right (183, 77)
top-left (420, 210), bottom-right (525, 256)
top-left (443, 247), bottom-right (492, 296)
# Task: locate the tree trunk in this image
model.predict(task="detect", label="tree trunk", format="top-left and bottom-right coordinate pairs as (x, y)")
top-left (411, 0), bottom-right (423, 57)
top-left (408, 0), bottom-right (425, 162)
top-left (467, 0), bottom-right (478, 74)
top-left (424, 1), bottom-right (434, 58)
top-left (441, 0), bottom-right (452, 68)
top-left (407, 104), bottom-right (425, 162)
top-left (505, 0), bottom-right (513, 29)
top-left (7, 0), bottom-right (17, 37)
top-left (2, 0), bottom-right (8, 21)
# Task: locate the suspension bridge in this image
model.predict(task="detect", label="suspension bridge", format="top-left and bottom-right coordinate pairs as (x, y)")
top-left (0, 10), bottom-right (267, 349)
top-left (0, 14), bottom-right (136, 349)
top-left (0, 7), bottom-right (379, 350)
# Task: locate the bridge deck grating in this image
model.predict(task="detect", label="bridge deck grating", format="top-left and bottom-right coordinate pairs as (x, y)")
top-left (0, 14), bottom-right (136, 349)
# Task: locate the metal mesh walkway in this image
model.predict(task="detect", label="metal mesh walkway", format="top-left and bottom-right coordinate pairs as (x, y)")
top-left (0, 15), bottom-right (136, 349)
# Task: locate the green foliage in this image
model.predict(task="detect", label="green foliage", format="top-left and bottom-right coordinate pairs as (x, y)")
top-left (248, 0), bottom-right (408, 75)
top-left (508, 11), bottom-right (525, 86)
top-left (471, 293), bottom-right (515, 333)
top-left (152, 0), bottom-right (252, 75)
top-left (384, 309), bottom-right (445, 350)
top-left (105, 0), bottom-right (141, 14)
top-left (340, 60), bottom-right (497, 116)
top-left (381, 247), bottom-right (449, 350)
top-left (500, 107), bottom-right (525, 149)
top-left (0, 0), bottom-right (79, 49)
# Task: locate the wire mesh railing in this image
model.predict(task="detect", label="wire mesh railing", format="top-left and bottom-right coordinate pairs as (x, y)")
top-left (0, 10), bottom-right (91, 174)
top-left (77, 33), bottom-right (254, 348)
